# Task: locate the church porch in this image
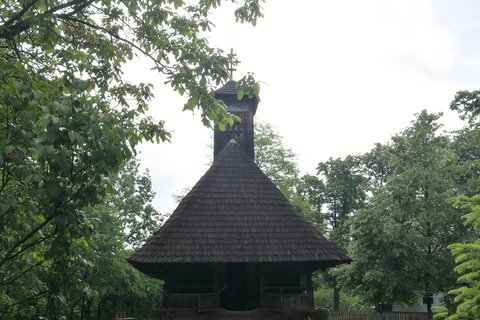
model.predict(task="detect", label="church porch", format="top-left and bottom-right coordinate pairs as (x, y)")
top-left (150, 308), bottom-right (328, 320)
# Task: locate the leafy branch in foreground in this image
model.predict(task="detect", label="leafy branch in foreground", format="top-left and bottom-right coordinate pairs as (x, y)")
top-left (0, 0), bottom-right (263, 317)
top-left (435, 195), bottom-right (480, 320)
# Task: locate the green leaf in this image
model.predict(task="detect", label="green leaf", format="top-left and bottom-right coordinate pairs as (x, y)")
top-left (72, 78), bottom-right (88, 90)
top-left (218, 121), bottom-right (225, 131)
top-left (52, 101), bottom-right (62, 112)
top-left (12, 80), bottom-right (23, 91)
top-left (0, 203), bottom-right (9, 215)
top-left (253, 82), bottom-right (260, 95)
top-left (3, 145), bottom-right (15, 156)
top-left (76, 134), bottom-right (85, 146)
top-left (47, 128), bottom-right (58, 143)
top-left (68, 131), bottom-right (77, 143)
top-left (237, 90), bottom-right (244, 100)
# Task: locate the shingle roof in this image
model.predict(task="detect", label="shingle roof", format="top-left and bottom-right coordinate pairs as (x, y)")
top-left (215, 80), bottom-right (239, 95)
top-left (128, 140), bottom-right (351, 271)
top-left (214, 80), bottom-right (259, 117)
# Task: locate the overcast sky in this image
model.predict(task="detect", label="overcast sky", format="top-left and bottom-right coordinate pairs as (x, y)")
top-left (126, 0), bottom-right (480, 214)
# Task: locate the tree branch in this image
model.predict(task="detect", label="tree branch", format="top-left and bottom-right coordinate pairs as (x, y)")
top-left (0, 0), bottom-right (93, 40)
top-left (4, 235), bottom-right (49, 262)
top-left (54, 0), bottom-right (96, 19)
top-left (56, 15), bottom-right (171, 73)
top-left (1, 259), bottom-right (45, 285)
top-left (2, 0), bottom-right (41, 27)
top-left (43, 0), bottom-right (92, 16)
top-left (0, 215), bottom-right (55, 269)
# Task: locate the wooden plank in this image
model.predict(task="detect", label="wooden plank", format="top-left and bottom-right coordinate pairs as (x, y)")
top-left (306, 272), bottom-right (314, 310)
top-left (169, 294), bottom-right (198, 310)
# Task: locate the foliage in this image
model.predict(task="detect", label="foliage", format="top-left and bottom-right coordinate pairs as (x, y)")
top-left (316, 155), bottom-right (366, 250)
top-left (449, 127), bottom-right (480, 197)
top-left (434, 195), bottom-right (480, 320)
top-left (314, 282), bottom-right (367, 311)
top-left (300, 156), bottom-right (366, 311)
top-left (0, 1), bottom-right (263, 317)
top-left (106, 158), bottom-right (163, 249)
top-left (254, 122), bottom-right (300, 196)
top-left (337, 111), bottom-right (471, 315)
top-left (1, 157), bottom-right (164, 319)
top-left (253, 121), bottom-right (317, 220)
top-left (297, 173), bottom-right (326, 229)
top-left (172, 186), bottom-right (193, 205)
top-left (361, 142), bottom-right (393, 191)
top-left (82, 158), bottom-right (164, 320)
top-left (451, 90), bottom-right (480, 126)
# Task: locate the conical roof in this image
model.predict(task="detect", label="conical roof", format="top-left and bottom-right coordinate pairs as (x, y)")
top-left (128, 140), bottom-right (351, 276)
top-left (215, 80), bottom-right (241, 95)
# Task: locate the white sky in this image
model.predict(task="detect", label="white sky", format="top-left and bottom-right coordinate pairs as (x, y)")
top-left (126, 0), bottom-right (480, 214)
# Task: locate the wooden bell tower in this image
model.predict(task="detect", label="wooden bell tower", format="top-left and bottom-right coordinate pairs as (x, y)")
top-left (213, 80), bottom-right (258, 160)
top-left (213, 50), bottom-right (259, 160)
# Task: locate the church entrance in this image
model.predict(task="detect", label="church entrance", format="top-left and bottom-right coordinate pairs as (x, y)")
top-left (220, 263), bottom-right (260, 311)
top-left (220, 263), bottom-right (246, 310)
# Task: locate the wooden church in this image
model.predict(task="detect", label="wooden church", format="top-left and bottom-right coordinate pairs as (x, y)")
top-left (127, 80), bottom-right (351, 320)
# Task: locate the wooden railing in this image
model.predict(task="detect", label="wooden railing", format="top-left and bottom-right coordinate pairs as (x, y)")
top-left (329, 312), bottom-right (431, 320)
top-left (168, 293), bottom-right (219, 312)
top-left (262, 286), bottom-right (311, 311)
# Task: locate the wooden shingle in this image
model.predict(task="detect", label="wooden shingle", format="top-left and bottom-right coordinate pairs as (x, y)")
top-left (128, 140), bottom-right (351, 275)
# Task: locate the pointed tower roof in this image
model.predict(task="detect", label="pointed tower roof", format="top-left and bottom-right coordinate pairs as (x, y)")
top-left (213, 80), bottom-right (258, 160)
top-left (128, 140), bottom-right (351, 278)
top-left (215, 80), bottom-right (258, 114)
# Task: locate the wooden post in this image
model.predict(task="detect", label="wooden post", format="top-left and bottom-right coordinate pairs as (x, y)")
top-left (260, 265), bottom-right (265, 308)
top-left (162, 267), bottom-right (170, 308)
top-left (247, 263), bottom-right (256, 310)
top-left (307, 272), bottom-right (314, 310)
top-left (214, 263), bottom-right (220, 308)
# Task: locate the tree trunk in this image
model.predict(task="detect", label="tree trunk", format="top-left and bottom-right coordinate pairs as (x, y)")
top-left (426, 296), bottom-right (433, 320)
top-left (85, 298), bottom-right (93, 320)
top-left (333, 279), bottom-right (340, 311)
top-left (46, 294), bottom-right (55, 320)
top-left (97, 299), bottom-right (106, 320)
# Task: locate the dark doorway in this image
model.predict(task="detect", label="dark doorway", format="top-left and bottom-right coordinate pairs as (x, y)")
top-left (220, 264), bottom-right (247, 311)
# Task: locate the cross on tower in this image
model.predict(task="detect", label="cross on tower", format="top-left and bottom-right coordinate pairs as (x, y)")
top-left (228, 48), bottom-right (241, 80)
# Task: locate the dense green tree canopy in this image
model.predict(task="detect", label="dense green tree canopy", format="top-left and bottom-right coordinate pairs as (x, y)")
top-left (0, 0), bottom-right (262, 318)
top-left (451, 90), bottom-right (480, 126)
top-left (316, 155), bottom-right (366, 250)
top-left (337, 111), bottom-right (471, 317)
top-left (1, 157), bottom-right (164, 319)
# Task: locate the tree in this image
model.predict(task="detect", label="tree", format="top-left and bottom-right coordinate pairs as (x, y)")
top-left (253, 121), bottom-right (318, 219)
top-left (432, 92), bottom-right (480, 319)
top-left (361, 142), bottom-right (394, 191)
top-left (450, 89), bottom-right (480, 126)
top-left (1, 157), bottom-right (164, 319)
top-left (297, 173), bottom-right (327, 229)
top-left (314, 155), bottom-right (366, 311)
top-left (338, 111), bottom-right (470, 319)
top-left (316, 156), bottom-right (366, 250)
top-left (254, 122), bottom-right (300, 196)
top-left (0, 0), bottom-right (262, 317)
top-left (434, 194), bottom-right (480, 320)
top-left (106, 157), bottom-right (163, 249)
top-left (314, 278), bottom-right (367, 311)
